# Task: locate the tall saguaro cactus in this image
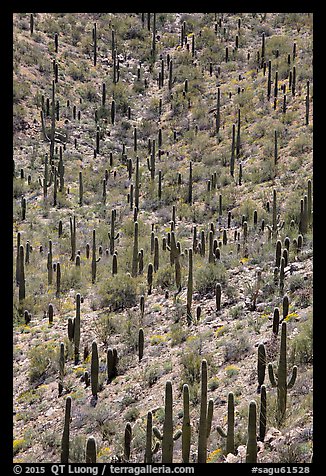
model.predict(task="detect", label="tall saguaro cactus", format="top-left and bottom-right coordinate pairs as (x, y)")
top-left (74, 293), bottom-right (81, 365)
top-left (259, 385), bottom-right (267, 442)
top-left (18, 245), bottom-right (26, 301)
top-left (93, 23), bottom-right (97, 66)
top-left (182, 384), bottom-right (191, 463)
top-left (59, 342), bottom-right (65, 396)
top-left (91, 341), bottom-right (99, 398)
top-left (216, 392), bottom-right (235, 455)
top-left (153, 380), bottom-right (182, 463)
top-left (186, 248), bottom-right (193, 322)
top-left (257, 343), bottom-right (266, 393)
top-left (268, 322), bottom-right (297, 426)
top-left (246, 401), bottom-right (258, 463)
top-left (147, 139), bottom-right (156, 180)
top-left (61, 396), bottom-right (72, 463)
top-left (230, 123), bottom-right (236, 177)
top-left (197, 359), bottom-right (208, 463)
top-left (138, 328), bottom-right (144, 362)
top-left (187, 161), bottom-right (193, 204)
top-left (108, 209), bottom-right (119, 255)
top-left (16, 232), bottom-right (21, 286)
top-left (145, 411), bottom-right (160, 463)
top-left (70, 216), bottom-right (76, 262)
top-left (124, 423), bottom-right (133, 461)
top-left (91, 229), bottom-right (97, 283)
top-left (132, 221), bottom-right (139, 277)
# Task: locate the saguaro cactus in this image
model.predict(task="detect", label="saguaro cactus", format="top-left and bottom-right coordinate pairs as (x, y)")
top-left (30, 13), bottom-right (34, 35)
top-left (259, 385), bottom-right (267, 442)
top-left (93, 22), bottom-right (97, 66)
top-left (147, 139), bottom-right (156, 180)
top-left (91, 341), bottom-right (99, 398)
top-left (186, 248), bottom-right (193, 322)
top-left (74, 293), bottom-right (81, 365)
top-left (216, 392), bottom-right (235, 455)
top-left (18, 245), bottom-right (26, 301)
top-left (187, 161), bottom-right (193, 204)
top-left (268, 322), bottom-right (297, 426)
top-left (107, 347), bottom-right (118, 383)
top-left (111, 99), bottom-right (116, 125)
top-left (16, 232), bottom-right (21, 286)
top-left (154, 236), bottom-right (159, 272)
top-left (182, 384), bottom-right (191, 463)
top-left (138, 328), bottom-right (144, 362)
top-left (91, 229), bottom-right (97, 283)
top-left (257, 343), bottom-right (266, 393)
top-left (153, 380), bottom-right (181, 463)
top-left (59, 341), bottom-right (65, 396)
top-left (132, 221), bottom-right (139, 277)
top-left (246, 401), bottom-right (257, 463)
top-left (108, 209), bottom-right (119, 255)
top-left (144, 411), bottom-right (160, 463)
top-left (135, 156), bottom-right (140, 211)
top-left (61, 396), bottom-right (72, 463)
top-left (230, 124), bottom-right (236, 177)
top-left (124, 422), bottom-right (133, 461)
top-left (70, 216), bottom-right (76, 262)
top-left (79, 171), bottom-right (83, 206)
top-left (215, 283), bottom-right (222, 312)
top-left (112, 252), bottom-right (118, 275)
top-left (275, 240), bottom-right (282, 268)
top-left (216, 87), bottom-right (221, 136)
top-left (86, 436), bottom-right (97, 463)
top-left (147, 263), bottom-right (153, 295)
top-left (197, 359), bottom-right (208, 463)
top-left (47, 250), bottom-right (53, 285)
top-left (48, 303), bottom-right (54, 324)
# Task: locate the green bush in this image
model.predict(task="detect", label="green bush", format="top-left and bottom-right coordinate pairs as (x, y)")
top-left (28, 341), bottom-right (59, 385)
top-left (290, 314), bottom-right (313, 365)
top-left (99, 274), bottom-right (138, 311)
top-left (154, 263), bottom-right (175, 289)
top-left (194, 262), bottom-right (227, 296)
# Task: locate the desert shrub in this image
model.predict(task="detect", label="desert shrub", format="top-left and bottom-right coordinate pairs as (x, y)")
top-left (99, 274), bottom-right (138, 311)
top-left (13, 79), bottom-right (30, 104)
top-left (290, 315), bottom-right (313, 366)
top-left (180, 350), bottom-right (202, 386)
top-left (275, 440), bottom-right (312, 464)
top-left (92, 313), bottom-right (118, 346)
top-left (143, 363), bottom-right (165, 387)
top-left (154, 263), bottom-right (175, 289)
top-left (229, 304), bottom-right (243, 319)
top-left (120, 310), bottom-right (139, 352)
top-left (68, 61), bottom-right (90, 81)
top-left (78, 83), bottom-right (98, 102)
top-left (70, 436), bottom-right (86, 463)
top-left (290, 133), bottom-right (312, 156)
top-left (223, 333), bottom-right (251, 362)
top-left (28, 341), bottom-right (59, 385)
top-left (170, 322), bottom-right (189, 346)
top-left (180, 333), bottom-right (213, 387)
top-left (194, 262), bottom-right (227, 296)
top-left (265, 35), bottom-right (292, 59)
top-left (208, 377), bottom-right (220, 391)
top-left (225, 364), bottom-right (240, 379)
top-left (124, 406), bottom-right (140, 422)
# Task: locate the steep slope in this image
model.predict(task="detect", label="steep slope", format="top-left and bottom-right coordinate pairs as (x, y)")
top-left (13, 12), bottom-right (313, 463)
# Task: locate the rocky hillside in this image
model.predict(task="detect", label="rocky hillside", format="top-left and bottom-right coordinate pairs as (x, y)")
top-left (13, 12), bottom-right (313, 464)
